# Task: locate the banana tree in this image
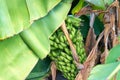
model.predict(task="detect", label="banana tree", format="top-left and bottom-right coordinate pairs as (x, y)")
top-left (0, 0), bottom-right (72, 80)
top-left (1, 0), bottom-right (119, 80)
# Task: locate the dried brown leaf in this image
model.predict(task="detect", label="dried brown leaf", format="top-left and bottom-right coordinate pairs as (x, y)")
top-left (113, 36), bottom-right (119, 46)
top-left (100, 13), bottom-right (113, 63)
top-left (85, 28), bottom-right (96, 56)
top-left (76, 31), bottom-right (104, 80)
top-left (110, 14), bottom-right (118, 47)
top-left (101, 13), bottom-right (119, 63)
top-left (101, 34), bottom-right (109, 63)
top-left (117, 7), bottom-right (120, 43)
top-left (102, 24), bottom-right (110, 63)
top-left (75, 5), bottom-right (92, 16)
top-left (100, 48), bottom-right (109, 63)
top-left (51, 62), bottom-right (56, 80)
top-left (118, 7), bottom-right (120, 30)
top-left (115, 0), bottom-right (120, 34)
top-left (61, 22), bottom-right (84, 69)
top-left (85, 13), bottom-right (96, 56)
top-left (75, 47), bottom-right (97, 80)
top-left (107, 0), bottom-right (119, 11)
top-left (104, 24), bottom-right (111, 40)
top-left (75, 72), bottom-right (83, 80)
top-left (75, 14), bottom-right (103, 80)
top-left (110, 14), bottom-right (119, 46)
top-left (83, 48), bottom-right (97, 80)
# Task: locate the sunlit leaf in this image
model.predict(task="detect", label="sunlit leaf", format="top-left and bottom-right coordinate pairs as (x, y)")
top-left (0, 0), bottom-right (29, 40)
top-left (26, 0), bottom-right (61, 21)
top-left (104, 0), bottom-right (114, 6)
top-left (20, 1), bottom-right (71, 59)
top-left (0, 0), bottom-right (72, 80)
top-left (0, 35), bottom-right (38, 80)
top-left (72, 0), bottom-right (84, 14)
top-left (88, 62), bottom-right (120, 80)
top-left (0, 0), bottom-right (60, 40)
top-left (87, 42), bottom-right (120, 79)
top-left (85, 0), bottom-right (105, 9)
top-left (85, 0), bottom-right (114, 9)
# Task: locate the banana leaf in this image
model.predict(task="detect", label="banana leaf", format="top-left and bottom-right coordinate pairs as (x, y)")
top-left (0, 0), bottom-right (72, 80)
top-left (0, 35), bottom-right (38, 80)
top-left (89, 45), bottom-right (120, 80)
top-left (0, 0), bottom-right (60, 40)
top-left (26, 0), bottom-right (61, 21)
top-left (105, 45), bottom-right (120, 80)
top-left (85, 0), bottom-right (114, 9)
top-left (88, 62), bottom-right (120, 80)
top-left (20, 1), bottom-right (72, 59)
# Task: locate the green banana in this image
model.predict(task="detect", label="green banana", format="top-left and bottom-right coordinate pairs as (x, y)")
top-left (49, 15), bottom-right (86, 80)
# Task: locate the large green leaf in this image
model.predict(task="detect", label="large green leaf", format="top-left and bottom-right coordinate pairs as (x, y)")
top-left (88, 62), bottom-right (120, 80)
top-left (26, 0), bottom-right (61, 21)
top-left (0, 0), bottom-right (29, 40)
top-left (0, 35), bottom-right (38, 80)
top-left (85, 0), bottom-right (114, 9)
top-left (0, 0), bottom-right (60, 40)
top-left (20, 1), bottom-right (72, 59)
top-left (105, 45), bottom-right (120, 80)
top-left (0, 0), bottom-right (72, 80)
top-left (89, 44), bottom-right (120, 80)
top-left (85, 0), bottom-right (105, 9)
top-left (104, 0), bottom-right (114, 6)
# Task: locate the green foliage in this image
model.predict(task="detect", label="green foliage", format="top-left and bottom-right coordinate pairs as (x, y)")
top-left (0, 35), bottom-right (38, 80)
top-left (0, 0), bottom-right (72, 80)
top-left (85, 0), bottom-right (114, 9)
top-left (72, 0), bottom-right (84, 14)
top-left (105, 45), bottom-right (120, 63)
top-left (105, 45), bottom-right (120, 80)
top-left (0, 0), bottom-right (116, 80)
top-left (89, 45), bottom-right (120, 80)
top-left (0, 0), bottom-right (61, 40)
top-left (26, 0), bottom-right (61, 21)
top-left (26, 57), bottom-right (51, 80)
top-left (88, 62), bottom-right (120, 80)
top-left (80, 15), bottom-right (104, 38)
top-left (104, 0), bottom-right (114, 6)
top-left (93, 17), bottom-right (104, 36)
top-left (20, 1), bottom-right (72, 59)
top-left (79, 15), bottom-right (90, 38)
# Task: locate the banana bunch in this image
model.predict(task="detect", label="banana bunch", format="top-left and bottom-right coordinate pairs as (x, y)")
top-left (49, 15), bottom-right (86, 80)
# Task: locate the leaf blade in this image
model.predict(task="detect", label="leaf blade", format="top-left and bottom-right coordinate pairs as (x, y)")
top-left (0, 35), bottom-right (38, 80)
top-left (20, 1), bottom-right (71, 59)
top-left (105, 44), bottom-right (120, 63)
top-left (88, 62), bottom-right (120, 80)
top-left (0, 0), bottom-right (61, 40)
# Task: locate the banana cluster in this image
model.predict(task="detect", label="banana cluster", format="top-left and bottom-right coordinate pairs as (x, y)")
top-left (49, 15), bottom-right (86, 80)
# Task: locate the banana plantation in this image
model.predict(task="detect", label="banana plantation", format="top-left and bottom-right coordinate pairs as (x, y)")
top-left (0, 0), bottom-right (120, 80)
